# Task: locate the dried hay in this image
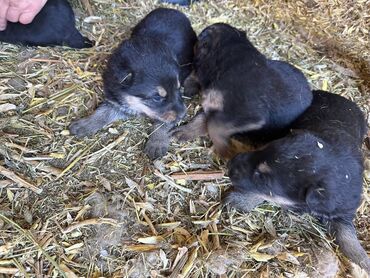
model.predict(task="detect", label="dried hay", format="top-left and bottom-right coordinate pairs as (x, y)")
top-left (0, 0), bottom-right (369, 277)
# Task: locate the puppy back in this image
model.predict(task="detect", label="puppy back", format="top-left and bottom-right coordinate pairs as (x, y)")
top-left (292, 90), bottom-right (367, 146)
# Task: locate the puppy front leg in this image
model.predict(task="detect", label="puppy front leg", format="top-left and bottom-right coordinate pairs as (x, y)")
top-left (144, 122), bottom-right (174, 160)
top-left (223, 189), bottom-right (264, 213)
top-left (171, 112), bottom-right (207, 142)
top-left (69, 100), bottom-right (130, 137)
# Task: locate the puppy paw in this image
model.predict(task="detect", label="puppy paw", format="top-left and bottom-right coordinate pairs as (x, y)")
top-left (222, 190), bottom-right (243, 208)
top-left (171, 125), bottom-right (195, 142)
top-left (69, 118), bottom-right (98, 138)
top-left (144, 136), bottom-right (170, 160)
top-left (222, 189), bottom-right (263, 213)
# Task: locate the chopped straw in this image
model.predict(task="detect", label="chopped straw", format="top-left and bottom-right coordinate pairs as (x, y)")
top-left (0, 0), bottom-right (368, 276)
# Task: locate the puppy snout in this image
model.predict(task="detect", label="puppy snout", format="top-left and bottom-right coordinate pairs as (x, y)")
top-left (162, 111), bottom-right (177, 123)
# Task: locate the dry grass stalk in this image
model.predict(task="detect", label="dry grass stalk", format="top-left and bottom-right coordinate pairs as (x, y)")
top-left (170, 170), bottom-right (224, 180)
top-left (0, 267), bottom-right (19, 275)
top-left (56, 140), bottom-right (99, 179)
top-left (0, 165), bottom-right (42, 193)
top-left (141, 210), bottom-right (158, 236)
top-left (0, 179), bottom-right (12, 187)
top-left (154, 170), bottom-right (192, 193)
top-left (62, 218), bottom-right (119, 233)
top-left (59, 264), bottom-right (79, 278)
top-left (0, 148), bottom-right (62, 176)
top-left (84, 130), bottom-right (129, 163)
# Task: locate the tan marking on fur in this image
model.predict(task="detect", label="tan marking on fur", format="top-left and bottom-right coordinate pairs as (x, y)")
top-left (157, 86), bottom-right (167, 98)
top-left (202, 89), bottom-right (224, 113)
top-left (207, 119), bottom-right (265, 159)
top-left (228, 139), bottom-right (258, 158)
top-left (257, 162), bottom-right (272, 174)
top-left (162, 111), bottom-right (177, 123)
top-left (125, 95), bottom-right (158, 119)
top-left (207, 121), bottom-right (230, 157)
top-left (187, 113), bottom-right (208, 135)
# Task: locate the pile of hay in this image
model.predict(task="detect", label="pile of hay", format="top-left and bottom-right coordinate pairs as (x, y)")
top-left (0, 0), bottom-right (368, 276)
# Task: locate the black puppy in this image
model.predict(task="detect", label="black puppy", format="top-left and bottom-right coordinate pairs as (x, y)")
top-left (0, 0), bottom-right (92, 48)
top-left (225, 90), bottom-right (370, 272)
top-left (70, 8), bottom-right (197, 159)
top-left (173, 23), bottom-right (312, 158)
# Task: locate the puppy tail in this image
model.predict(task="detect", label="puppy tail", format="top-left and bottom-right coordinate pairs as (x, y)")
top-left (328, 219), bottom-right (370, 274)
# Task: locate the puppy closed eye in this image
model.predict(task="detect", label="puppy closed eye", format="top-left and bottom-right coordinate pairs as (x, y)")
top-left (152, 86), bottom-right (167, 103)
top-left (153, 94), bottom-right (165, 103)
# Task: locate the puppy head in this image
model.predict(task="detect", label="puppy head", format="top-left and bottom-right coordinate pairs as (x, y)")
top-left (231, 131), bottom-right (333, 199)
top-left (228, 152), bottom-right (273, 189)
top-left (194, 23), bottom-right (246, 63)
top-left (103, 37), bottom-right (186, 123)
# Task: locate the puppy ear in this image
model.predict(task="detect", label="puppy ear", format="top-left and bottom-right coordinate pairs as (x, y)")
top-left (256, 162), bottom-right (272, 174)
top-left (119, 72), bottom-right (134, 87)
top-left (252, 162), bottom-right (272, 184)
top-left (306, 182), bottom-right (335, 213)
top-left (115, 59), bottom-right (134, 87)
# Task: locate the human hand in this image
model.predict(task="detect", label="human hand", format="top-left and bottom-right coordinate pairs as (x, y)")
top-left (0, 0), bottom-right (48, 31)
top-left (0, 0), bottom-right (10, 31)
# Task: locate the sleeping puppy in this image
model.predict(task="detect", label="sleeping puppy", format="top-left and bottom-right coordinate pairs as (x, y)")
top-left (0, 0), bottom-right (92, 48)
top-left (70, 8), bottom-right (197, 159)
top-left (225, 90), bottom-right (370, 273)
top-left (173, 23), bottom-right (312, 158)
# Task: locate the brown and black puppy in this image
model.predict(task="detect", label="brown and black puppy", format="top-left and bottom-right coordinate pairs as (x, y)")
top-left (225, 90), bottom-right (370, 273)
top-left (0, 0), bottom-right (92, 48)
top-left (70, 8), bottom-right (197, 159)
top-left (173, 23), bottom-right (312, 158)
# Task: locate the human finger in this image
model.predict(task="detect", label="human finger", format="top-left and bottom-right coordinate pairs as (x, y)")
top-left (18, 11), bottom-right (35, 24)
top-left (6, 7), bottom-right (21, 23)
top-left (0, 0), bottom-right (10, 30)
top-left (18, 0), bottom-right (48, 24)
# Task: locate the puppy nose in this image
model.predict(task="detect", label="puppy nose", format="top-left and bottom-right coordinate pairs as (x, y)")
top-left (162, 111), bottom-right (177, 123)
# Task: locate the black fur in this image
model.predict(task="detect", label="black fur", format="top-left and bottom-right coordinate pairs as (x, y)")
top-left (173, 23), bottom-right (312, 158)
top-left (69, 8), bottom-right (197, 159)
top-left (0, 0), bottom-right (92, 48)
top-left (226, 90), bottom-right (369, 272)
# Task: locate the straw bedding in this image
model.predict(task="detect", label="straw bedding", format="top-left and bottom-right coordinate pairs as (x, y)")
top-left (0, 0), bottom-right (369, 276)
